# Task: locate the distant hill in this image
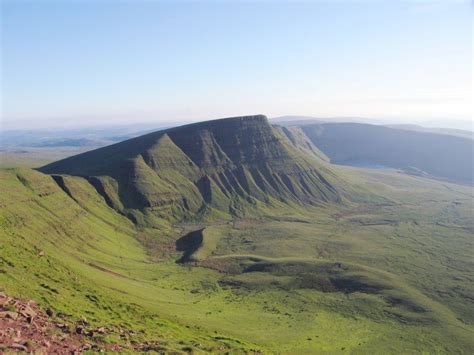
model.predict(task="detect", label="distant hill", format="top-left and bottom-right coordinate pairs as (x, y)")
top-left (271, 115), bottom-right (382, 127)
top-left (40, 115), bottom-right (344, 225)
top-left (272, 116), bottom-right (473, 140)
top-left (29, 138), bottom-right (109, 147)
top-left (299, 122), bottom-right (474, 184)
top-left (0, 123), bottom-right (176, 149)
top-left (271, 116), bottom-right (326, 126)
top-left (385, 124), bottom-right (473, 140)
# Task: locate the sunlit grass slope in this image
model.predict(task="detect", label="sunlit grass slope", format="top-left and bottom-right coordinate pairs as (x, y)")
top-left (0, 168), bottom-right (259, 352)
top-left (1, 166), bottom-right (473, 353)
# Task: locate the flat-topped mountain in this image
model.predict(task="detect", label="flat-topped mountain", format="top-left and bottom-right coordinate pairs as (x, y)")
top-left (40, 115), bottom-right (342, 224)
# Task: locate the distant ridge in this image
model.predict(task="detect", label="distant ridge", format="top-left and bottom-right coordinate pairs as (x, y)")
top-left (299, 122), bottom-right (474, 184)
top-left (40, 115), bottom-right (343, 225)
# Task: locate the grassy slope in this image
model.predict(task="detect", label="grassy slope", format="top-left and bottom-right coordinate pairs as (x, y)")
top-left (1, 167), bottom-right (473, 353)
top-left (0, 168), bottom-right (258, 352)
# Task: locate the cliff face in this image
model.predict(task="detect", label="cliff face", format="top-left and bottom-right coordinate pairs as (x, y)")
top-left (40, 115), bottom-right (342, 224)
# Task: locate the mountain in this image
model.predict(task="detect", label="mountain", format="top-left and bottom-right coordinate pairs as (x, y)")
top-left (298, 122), bottom-right (474, 184)
top-left (40, 115), bottom-right (343, 225)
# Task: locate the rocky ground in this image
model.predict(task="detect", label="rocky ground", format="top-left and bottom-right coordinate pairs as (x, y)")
top-left (0, 292), bottom-right (163, 353)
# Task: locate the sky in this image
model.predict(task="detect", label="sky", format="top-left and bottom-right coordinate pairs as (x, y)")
top-left (1, 0), bottom-right (472, 130)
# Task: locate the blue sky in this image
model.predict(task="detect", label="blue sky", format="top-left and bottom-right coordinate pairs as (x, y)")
top-left (1, 0), bottom-right (472, 129)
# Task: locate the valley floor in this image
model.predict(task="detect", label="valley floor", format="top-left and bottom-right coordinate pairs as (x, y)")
top-left (0, 166), bottom-right (473, 353)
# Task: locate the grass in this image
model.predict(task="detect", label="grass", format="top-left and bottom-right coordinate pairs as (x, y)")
top-left (176, 225), bottom-right (228, 262)
top-left (1, 166), bottom-right (473, 353)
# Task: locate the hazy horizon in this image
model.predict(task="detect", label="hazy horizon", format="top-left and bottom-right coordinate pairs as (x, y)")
top-left (1, 113), bottom-right (472, 132)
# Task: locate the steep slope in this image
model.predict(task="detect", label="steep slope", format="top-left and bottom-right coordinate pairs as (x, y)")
top-left (274, 125), bottom-right (329, 162)
top-left (40, 115), bottom-right (343, 224)
top-left (300, 123), bottom-right (474, 184)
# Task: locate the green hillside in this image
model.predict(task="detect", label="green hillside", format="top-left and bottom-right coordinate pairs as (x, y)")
top-left (2, 166), bottom-right (473, 352)
top-left (0, 168), bottom-right (261, 352)
top-left (2, 116), bottom-right (473, 353)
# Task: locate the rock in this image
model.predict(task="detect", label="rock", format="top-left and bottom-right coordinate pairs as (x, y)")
top-left (19, 306), bottom-right (37, 322)
top-left (96, 326), bottom-right (106, 334)
top-left (75, 325), bottom-right (84, 334)
top-left (0, 295), bottom-right (12, 306)
top-left (0, 311), bottom-right (19, 320)
top-left (56, 323), bottom-right (68, 330)
top-left (21, 340), bottom-right (31, 348)
top-left (12, 330), bottom-right (22, 342)
top-left (42, 340), bottom-right (51, 348)
top-left (10, 343), bottom-right (27, 351)
top-left (38, 251), bottom-right (45, 257)
top-left (46, 308), bottom-right (54, 317)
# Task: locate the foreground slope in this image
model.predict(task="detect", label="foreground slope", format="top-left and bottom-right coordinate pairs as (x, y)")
top-left (40, 115), bottom-right (343, 225)
top-left (0, 168), bottom-right (259, 352)
top-left (1, 167), bottom-right (473, 353)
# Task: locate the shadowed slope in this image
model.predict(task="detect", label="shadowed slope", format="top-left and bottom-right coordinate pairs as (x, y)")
top-left (301, 123), bottom-right (474, 184)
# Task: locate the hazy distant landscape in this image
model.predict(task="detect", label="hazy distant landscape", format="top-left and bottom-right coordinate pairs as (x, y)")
top-left (1, 1), bottom-right (472, 353)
